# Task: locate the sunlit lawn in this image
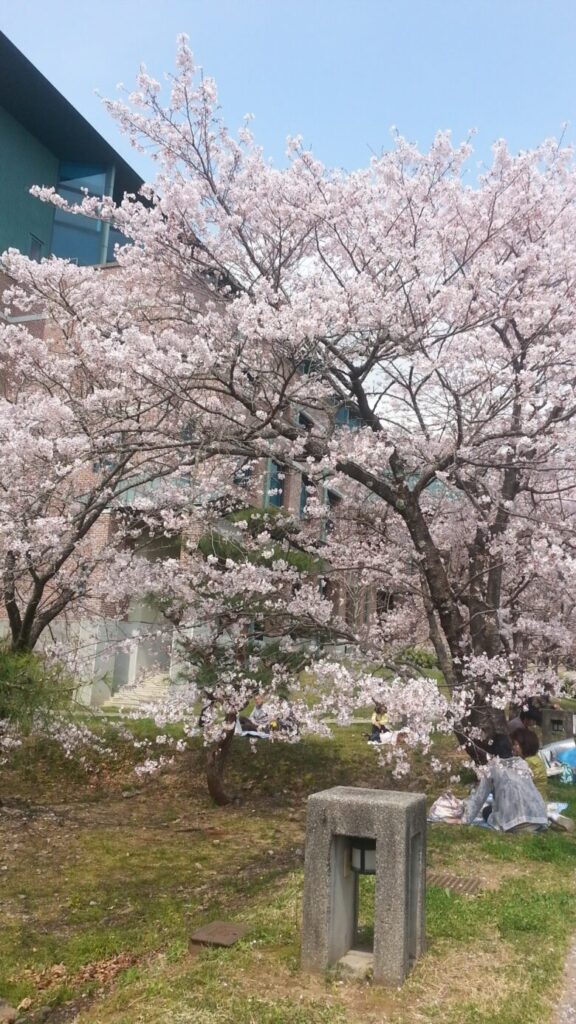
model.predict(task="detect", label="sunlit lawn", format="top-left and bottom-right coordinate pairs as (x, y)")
top-left (1, 724), bottom-right (576, 1024)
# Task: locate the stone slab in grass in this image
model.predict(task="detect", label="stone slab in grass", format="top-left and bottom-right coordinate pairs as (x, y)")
top-left (189, 920), bottom-right (249, 948)
top-left (0, 1000), bottom-right (17, 1024)
top-left (338, 950), bottom-right (374, 980)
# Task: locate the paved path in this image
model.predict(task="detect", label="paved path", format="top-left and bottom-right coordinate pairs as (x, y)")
top-left (554, 938), bottom-right (576, 1023)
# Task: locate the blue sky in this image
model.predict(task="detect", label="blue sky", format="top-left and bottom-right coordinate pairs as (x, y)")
top-left (1, 0), bottom-right (575, 182)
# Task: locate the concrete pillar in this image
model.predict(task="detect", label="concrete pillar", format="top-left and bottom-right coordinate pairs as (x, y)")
top-left (301, 786), bottom-right (426, 986)
top-left (327, 835), bottom-right (357, 964)
top-left (541, 708), bottom-right (575, 745)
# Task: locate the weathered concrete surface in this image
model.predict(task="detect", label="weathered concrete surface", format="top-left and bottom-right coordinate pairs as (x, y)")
top-left (541, 708), bottom-right (574, 746)
top-left (554, 938), bottom-right (576, 1024)
top-left (301, 786), bottom-right (426, 986)
top-left (338, 950), bottom-right (374, 979)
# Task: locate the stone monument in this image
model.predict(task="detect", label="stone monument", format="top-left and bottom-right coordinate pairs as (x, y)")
top-left (541, 707), bottom-right (575, 746)
top-left (301, 786), bottom-right (426, 986)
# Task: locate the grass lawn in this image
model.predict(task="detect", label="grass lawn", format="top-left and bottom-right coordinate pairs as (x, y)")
top-left (1, 725), bottom-right (576, 1024)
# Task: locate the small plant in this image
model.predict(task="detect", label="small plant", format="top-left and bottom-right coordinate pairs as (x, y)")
top-left (0, 647), bottom-right (74, 728)
top-left (395, 646), bottom-right (439, 671)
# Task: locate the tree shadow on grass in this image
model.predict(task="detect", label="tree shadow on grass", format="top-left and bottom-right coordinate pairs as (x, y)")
top-left (225, 725), bottom-right (394, 803)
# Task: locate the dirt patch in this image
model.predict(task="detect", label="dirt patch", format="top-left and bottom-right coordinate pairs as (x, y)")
top-left (25, 953), bottom-right (140, 993)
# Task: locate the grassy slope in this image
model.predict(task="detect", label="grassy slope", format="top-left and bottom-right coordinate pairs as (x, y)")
top-left (1, 725), bottom-right (576, 1024)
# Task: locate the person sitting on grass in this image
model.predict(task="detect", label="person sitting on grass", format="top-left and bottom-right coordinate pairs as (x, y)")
top-left (498, 726), bottom-right (573, 831)
top-left (369, 702), bottom-right (389, 743)
top-left (462, 730), bottom-right (549, 833)
top-left (250, 695), bottom-right (272, 730)
top-left (510, 725), bottom-right (548, 796)
top-left (237, 695), bottom-right (271, 737)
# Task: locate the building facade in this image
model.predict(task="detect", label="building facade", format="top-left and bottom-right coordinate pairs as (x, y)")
top-left (0, 31), bottom-right (142, 265)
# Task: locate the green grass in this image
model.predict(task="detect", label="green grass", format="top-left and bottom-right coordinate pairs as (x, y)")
top-left (1, 726), bottom-right (576, 1023)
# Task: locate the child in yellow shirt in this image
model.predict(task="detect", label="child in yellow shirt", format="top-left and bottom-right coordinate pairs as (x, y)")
top-left (370, 703), bottom-right (389, 743)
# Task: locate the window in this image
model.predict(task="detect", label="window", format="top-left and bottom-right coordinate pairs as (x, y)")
top-left (324, 488), bottom-right (342, 535)
top-left (249, 618), bottom-right (265, 642)
top-left (344, 591), bottom-right (356, 627)
top-left (297, 358), bottom-right (322, 376)
top-left (92, 455), bottom-right (116, 474)
top-left (319, 577), bottom-right (334, 603)
top-left (266, 460), bottom-right (285, 507)
top-left (29, 235), bottom-right (43, 261)
top-left (335, 405), bottom-right (363, 430)
top-left (376, 590), bottom-right (395, 616)
top-left (106, 225), bottom-right (129, 263)
top-left (50, 161), bottom-right (128, 266)
top-left (300, 474), bottom-right (315, 517)
top-left (51, 162), bottom-right (107, 265)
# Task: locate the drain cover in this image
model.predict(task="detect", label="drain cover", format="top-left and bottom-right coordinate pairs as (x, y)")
top-left (189, 920), bottom-right (249, 948)
top-left (427, 872), bottom-right (483, 895)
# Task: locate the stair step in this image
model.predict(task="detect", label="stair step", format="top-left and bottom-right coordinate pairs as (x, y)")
top-left (102, 675), bottom-right (172, 711)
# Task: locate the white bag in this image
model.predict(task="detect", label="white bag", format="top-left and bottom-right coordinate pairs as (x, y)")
top-left (428, 792), bottom-right (465, 823)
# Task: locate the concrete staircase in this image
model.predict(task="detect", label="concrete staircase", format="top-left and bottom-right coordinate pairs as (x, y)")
top-left (102, 673), bottom-right (172, 713)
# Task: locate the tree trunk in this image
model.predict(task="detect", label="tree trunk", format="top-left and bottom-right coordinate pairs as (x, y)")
top-left (403, 498), bottom-right (468, 661)
top-left (9, 635), bottom-right (35, 654)
top-left (419, 568), bottom-right (454, 687)
top-left (205, 719), bottom-right (236, 806)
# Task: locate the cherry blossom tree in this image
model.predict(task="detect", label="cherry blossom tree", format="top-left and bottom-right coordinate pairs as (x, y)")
top-left (102, 39), bottom-right (576, 739)
top-left (124, 503), bottom-right (340, 803)
top-left (0, 255), bottom-right (185, 655)
top-left (0, 252), bottom-right (260, 661)
top-left (4, 36), bottom-right (576, 783)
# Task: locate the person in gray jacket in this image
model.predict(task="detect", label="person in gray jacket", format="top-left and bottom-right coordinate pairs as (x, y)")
top-left (462, 732), bottom-right (548, 833)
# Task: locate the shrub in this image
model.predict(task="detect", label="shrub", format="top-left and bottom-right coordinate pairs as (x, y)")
top-left (0, 648), bottom-right (74, 729)
top-left (395, 645), bottom-right (438, 670)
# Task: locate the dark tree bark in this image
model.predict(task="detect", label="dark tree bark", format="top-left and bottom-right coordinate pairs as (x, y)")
top-left (419, 568), bottom-right (454, 688)
top-left (205, 716), bottom-right (236, 805)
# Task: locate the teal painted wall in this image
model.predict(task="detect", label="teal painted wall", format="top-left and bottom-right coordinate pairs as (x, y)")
top-left (0, 105), bottom-right (58, 257)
